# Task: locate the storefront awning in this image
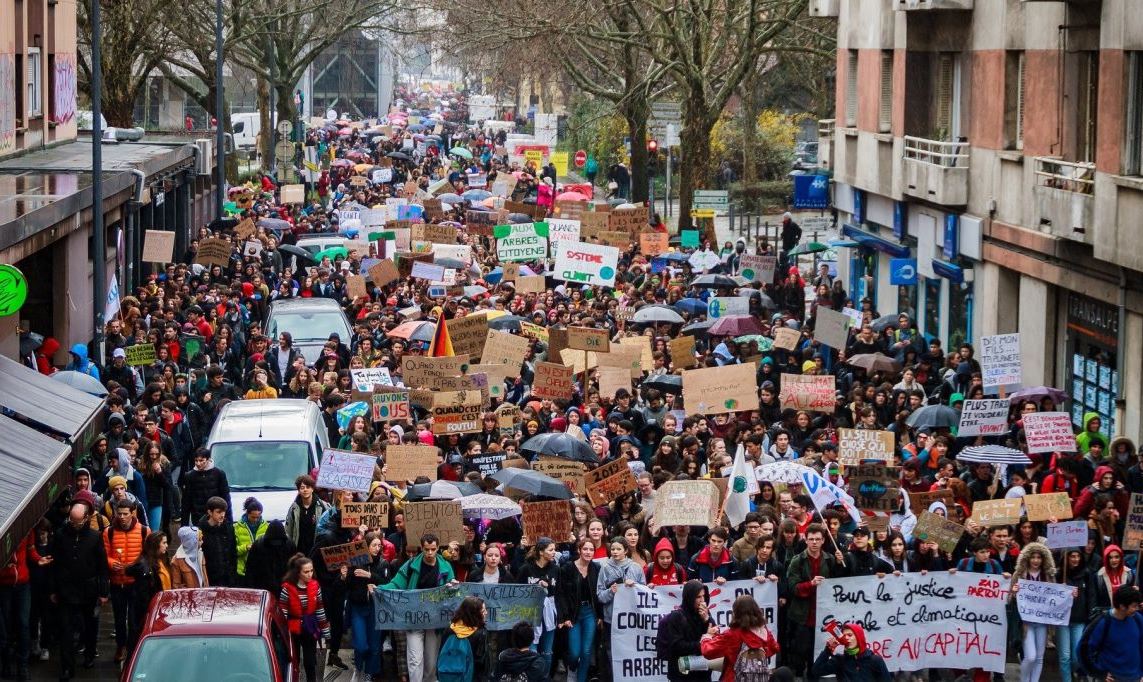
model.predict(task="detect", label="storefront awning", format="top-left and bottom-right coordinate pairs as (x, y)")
top-left (0, 355), bottom-right (104, 446)
top-left (932, 259), bottom-right (966, 284)
top-left (841, 224), bottom-right (911, 258)
top-left (0, 414), bottom-right (72, 562)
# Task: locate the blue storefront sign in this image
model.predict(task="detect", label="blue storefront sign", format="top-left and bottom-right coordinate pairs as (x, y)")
top-left (890, 259), bottom-right (918, 286)
top-left (944, 214), bottom-right (959, 260)
top-left (792, 174), bottom-right (829, 209)
top-left (893, 201), bottom-right (907, 240)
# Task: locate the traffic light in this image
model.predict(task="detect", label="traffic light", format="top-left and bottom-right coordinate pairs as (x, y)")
top-left (647, 139), bottom-right (659, 154)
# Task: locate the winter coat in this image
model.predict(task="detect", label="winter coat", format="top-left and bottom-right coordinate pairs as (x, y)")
top-left (198, 517), bottom-right (238, 587)
top-left (347, 554), bottom-right (395, 606)
top-left (382, 552), bottom-right (456, 591)
top-left (0, 532), bottom-right (40, 586)
top-left (812, 622), bottom-right (890, 681)
top-left (557, 559), bottom-right (600, 623)
top-left (1076, 411), bottom-right (1110, 454)
top-left (515, 559), bottom-right (559, 597)
top-left (180, 465), bottom-right (231, 523)
top-left (647, 537), bottom-right (687, 586)
top-left (244, 522), bottom-right (297, 593)
top-left (686, 546), bottom-right (736, 583)
top-left (49, 522), bottom-right (110, 604)
top-left (495, 647), bottom-right (549, 681)
top-left (233, 516), bottom-right (268, 576)
top-left (657, 580), bottom-right (716, 681)
top-left (700, 625), bottom-right (779, 682)
top-left (785, 550), bottom-right (838, 627)
top-left (596, 557), bottom-right (645, 623)
top-left (66, 343), bottom-right (100, 380)
top-left (103, 518), bottom-right (147, 586)
top-left (284, 495), bottom-right (331, 551)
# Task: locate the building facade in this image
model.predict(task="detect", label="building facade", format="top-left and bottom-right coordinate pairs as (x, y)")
top-left (817, 0), bottom-right (1143, 443)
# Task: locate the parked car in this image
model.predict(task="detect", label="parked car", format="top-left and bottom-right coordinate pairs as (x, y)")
top-left (265, 297), bottom-right (352, 365)
top-left (123, 588), bottom-right (297, 682)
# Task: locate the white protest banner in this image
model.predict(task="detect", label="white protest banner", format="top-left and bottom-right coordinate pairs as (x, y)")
top-left (1046, 520), bottom-right (1089, 550)
top-left (1022, 412), bottom-right (1077, 453)
top-left (612, 580), bottom-right (778, 682)
top-left (957, 399), bottom-right (1010, 437)
top-left (1016, 580), bottom-right (1073, 626)
top-left (814, 307), bottom-right (851, 350)
top-left (553, 240), bottom-right (620, 287)
top-left (546, 218), bottom-right (581, 245)
top-left (980, 333), bottom-right (1022, 388)
top-left (350, 367), bottom-right (394, 397)
top-left (411, 261), bottom-right (446, 282)
top-left (317, 449), bottom-right (375, 493)
top-left (1124, 493), bottom-right (1143, 550)
top-left (495, 222), bottom-right (548, 262)
top-left (706, 297), bottom-right (749, 318)
top-left (739, 254), bottom-right (776, 283)
top-left (814, 573), bottom-right (1008, 673)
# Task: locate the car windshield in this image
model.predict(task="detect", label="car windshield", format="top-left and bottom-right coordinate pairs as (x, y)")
top-left (268, 310), bottom-right (349, 341)
top-left (129, 635), bottom-right (271, 680)
top-left (211, 441), bottom-right (311, 490)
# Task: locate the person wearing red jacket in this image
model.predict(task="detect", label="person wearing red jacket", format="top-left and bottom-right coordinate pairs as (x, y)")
top-left (0, 530), bottom-right (46, 680)
top-left (699, 594), bottom-right (780, 682)
top-left (646, 537), bottom-right (686, 586)
top-left (1074, 465), bottom-right (1130, 519)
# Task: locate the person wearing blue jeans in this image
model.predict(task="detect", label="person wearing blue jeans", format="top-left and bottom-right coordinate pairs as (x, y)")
top-left (517, 538), bottom-right (561, 672)
top-left (346, 533), bottom-right (391, 679)
top-left (1057, 549), bottom-right (1092, 682)
top-left (558, 539), bottom-right (600, 682)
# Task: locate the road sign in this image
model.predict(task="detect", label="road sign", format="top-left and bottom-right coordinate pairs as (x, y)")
top-left (666, 124), bottom-right (680, 147)
top-left (275, 140), bottom-right (294, 159)
top-left (691, 209), bottom-right (716, 219)
top-left (692, 190), bottom-right (729, 211)
top-left (277, 120), bottom-right (293, 136)
top-left (574, 150), bottom-right (587, 168)
top-left (799, 216), bottom-right (834, 233)
top-left (650, 101), bottom-right (682, 120)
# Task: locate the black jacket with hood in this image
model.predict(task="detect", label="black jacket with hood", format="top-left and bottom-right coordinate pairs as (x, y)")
top-left (244, 520), bottom-right (298, 593)
top-left (495, 647), bottom-right (549, 681)
top-left (656, 580), bottom-right (716, 682)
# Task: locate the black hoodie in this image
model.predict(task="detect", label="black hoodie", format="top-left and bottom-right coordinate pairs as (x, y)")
top-left (495, 647), bottom-right (549, 681)
top-left (245, 521), bottom-right (297, 593)
top-left (656, 580), bottom-right (716, 681)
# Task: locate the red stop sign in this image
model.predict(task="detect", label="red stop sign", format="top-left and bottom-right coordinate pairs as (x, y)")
top-left (574, 150), bottom-right (587, 168)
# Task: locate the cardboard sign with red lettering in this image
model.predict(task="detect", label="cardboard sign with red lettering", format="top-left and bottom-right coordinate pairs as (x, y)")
top-left (584, 459), bottom-right (637, 506)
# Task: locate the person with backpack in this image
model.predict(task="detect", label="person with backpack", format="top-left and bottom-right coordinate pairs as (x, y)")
top-left (811, 621), bottom-right (890, 681)
top-left (955, 537), bottom-right (1005, 575)
top-left (699, 594), bottom-right (780, 682)
top-left (382, 533), bottom-right (458, 682)
top-left (494, 621), bottom-right (549, 682)
top-left (656, 579), bottom-right (718, 681)
top-left (438, 596), bottom-right (492, 682)
top-left (1080, 584), bottom-right (1143, 681)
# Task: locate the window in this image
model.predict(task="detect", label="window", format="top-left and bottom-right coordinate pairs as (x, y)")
top-left (1077, 51), bottom-right (1098, 163)
top-left (1124, 51), bottom-right (1143, 175)
top-left (26, 48), bottom-right (41, 118)
top-left (879, 51), bottom-right (893, 133)
top-left (846, 50), bottom-right (858, 127)
top-left (1004, 51), bottom-right (1025, 150)
top-left (934, 54), bottom-right (955, 140)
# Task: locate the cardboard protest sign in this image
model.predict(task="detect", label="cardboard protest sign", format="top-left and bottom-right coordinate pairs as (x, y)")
top-left (1022, 412), bottom-right (1077, 453)
top-left (1023, 492), bottom-right (1073, 522)
top-left (368, 259), bottom-right (400, 286)
top-left (479, 331), bottom-right (529, 375)
top-left (464, 209), bottom-right (501, 236)
top-left (317, 449), bottom-right (375, 493)
top-left (384, 444), bottom-right (439, 483)
top-left (547, 328), bottom-right (568, 361)
top-left (1046, 520), bottom-right (1089, 550)
top-left (430, 390), bottom-right (482, 435)
top-left (232, 218), bottom-right (257, 241)
top-left (504, 201), bottom-right (547, 221)
top-left (468, 363), bottom-right (511, 398)
top-left (668, 335), bottom-right (696, 370)
top-left (779, 374), bottom-right (836, 412)
top-left (350, 367), bottom-right (394, 401)
top-left (584, 458), bottom-right (637, 506)
top-left (490, 177), bottom-right (516, 198)
top-left (495, 222), bottom-right (548, 261)
top-left (682, 363), bottom-right (759, 414)
top-left (341, 502), bottom-right (389, 529)
top-left (142, 230), bottom-right (176, 263)
top-left (519, 322), bottom-right (549, 345)
top-left (124, 344), bottom-right (156, 367)
top-left (400, 355), bottom-right (469, 389)
top-left (846, 463), bottom-right (901, 512)
top-left (970, 498), bottom-right (1023, 527)
top-left (547, 218), bottom-right (581, 245)
top-left (448, 313), bottom-right (490, 360)
top-left (319, 540), bottom-right (371, 570)
top-left (1016, 580), bottom-right (1074, 626)
top-left (345, 274), bottom-right (368, 300)
top-left (242, 240), bottom-right (264, 259)
top-left (280, 184), bottom-right (305, 204)
top-left (1124, 493), bottom-right (1143, 550)
top-left (371, 389), bottom-right (410, 423)
top-left (434, 373), bottom-right (490, 409)
top-left (980, 333), bottom-right (1021, 388)
top-left (579, 211), bottom-right (609, 238)
top-left (532, 361), bottom-right (573, 400)
top-left (374, 583), bottom-right (545, 632)
top-left (403, 500), bottom-right (465, 546)
top-left (908, 489), bottom-right (954, 516)
top-left (654, 480), bottom-right (721, 528)
top-left (814, 573), bottom-right (1008, 673)
top-left (514, 275), bottom-right (547, 293)
top-left (597, 366), bottom-right (631, 401)
top-left (532, 457), bottom-right (585, 496)
top-left (567, 326), bottom-right (610, 352)
top-left (957, 399), bottom-right (1011, 437)
top-left (554, 200), bottom-right (587, 221)
top-left (521, 500), bottom-right (575, 544)
top-left (553, 240), bottom-right (620, 287)
top-left (412, 223), bottom-right (457, 245)
top-left (639, 232), bottom-right (669, 255)
top-left (837, 428), bottom-right (895, 464)
top-left (913, 510), bottom-right (966, 554)
top-left (619, 335), bottom-right (653, 370)
top-left (772, 327), bottom-right (801, 351)
top-left (739, 254), bottom-right (776, 283)
top-left (608, 206), bottom-right (649, 235)
top-left (813, 307), bottom-right (851, 350)
top-left (597, 344), bottom-right (642, 378)
top-left (195, 237), bottom-right (232, 267)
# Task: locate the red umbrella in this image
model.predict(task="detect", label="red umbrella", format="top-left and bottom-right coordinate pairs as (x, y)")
top-left (555, 191), bottom-right (589, 202)
top-left (709, 315), bottom-right (763, 337)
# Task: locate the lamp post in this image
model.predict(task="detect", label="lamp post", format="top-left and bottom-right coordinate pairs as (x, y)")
top-left (214, 0), bottom-right (225, 217)
top-left (91, 0), bottom-right (105, 352)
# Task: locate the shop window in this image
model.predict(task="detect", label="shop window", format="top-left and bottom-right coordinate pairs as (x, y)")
top-left (923, 277), bottom-right (942, 342)
top-left (1066, 293), bottom-right (1118, 437)
top-left (898, 284), bottom-right (917, 323)
top-left (947, 280), bottom-right (972, 350)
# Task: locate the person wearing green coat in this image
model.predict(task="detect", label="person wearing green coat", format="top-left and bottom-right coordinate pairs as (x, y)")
top-left (233, 497), bottom-right (267, 578)
top-left (383, 533), bottom-right (457, 682)
top-left (1076, 411), bottom-right (1110, 457)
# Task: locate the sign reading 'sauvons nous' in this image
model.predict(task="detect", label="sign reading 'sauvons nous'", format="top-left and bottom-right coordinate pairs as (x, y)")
top-left (553, 240), bottom-right (619, 287)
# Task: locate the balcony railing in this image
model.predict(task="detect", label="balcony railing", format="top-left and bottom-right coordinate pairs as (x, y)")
top-left (903, 136), bottom-right (969, 168)
top-left (819, 119), bottom-right (835, 138)
top-left (902, 136), bottom-right (970, 205)
top-left (1034, 157), bottom-right (1094, 195)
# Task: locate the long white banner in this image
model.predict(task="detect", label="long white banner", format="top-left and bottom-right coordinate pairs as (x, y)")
top-left (611, 579), bottom-right (778, 682)
top-left (814, 573), bottom-right (1008, 673)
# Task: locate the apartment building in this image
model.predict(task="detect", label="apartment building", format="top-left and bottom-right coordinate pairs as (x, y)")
top-left (814, 0), bottom-right (1143, 442)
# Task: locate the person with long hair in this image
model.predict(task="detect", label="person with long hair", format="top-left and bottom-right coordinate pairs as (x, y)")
top-left (245, 520), bottom-right (297, 595)
top-left (1057, 548), bottom-right (1093, 682)
top-left (516, 537), bottom-right (560, 671)
top-left (557, 538), bottom-right (601, 682)
top-left (346, 532), bottom-right (393, 681)
top-left (1094, 544), bottom-right (1136, 609)
top-left (440, 596), bottom-right (492, 682)
top-left (657, 579), bottom-right (718, 682)
top-left (125, 531), bottom-right (170, 653)
top-left (597, 536), bottom-right (646, 679)
top-left (699, 594), bottom-right (780, 682)
top-left (1010, 542), bottom-right (1061, 682)
top-left (278, 554), bottom-right (331, 682)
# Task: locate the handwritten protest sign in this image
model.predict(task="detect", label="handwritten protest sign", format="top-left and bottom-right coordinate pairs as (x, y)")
top-left (411, 261), bottom-right (446, 282)
top-left (608, 205), bottom-right (649, 235)
top-left (908, 489), bottom-right (954, 516)
top-left (495, 222), bottom-right (548, 262)
top-left (814, 308), bottom-right (851, 350)
top-left (597, 366), bottom-right (631, 401)
top-left (195, 237), bottom-right (232, 267)
top-left (568, 326), bottom-right (610, 352)
top-left (514, 275), bottom-right (547, 293)
top-left (1046, 520), bottom-right (1089, 550)
top-left (447, 313), bottom-right (490, 360)
top-left (1016, 580), bottom-right (1073, 626)
top-left (554, 240), bottom-right (620, 287)
top-left (349, 367), bottom-right (394, 401)
top-left (837, 429), bottom-right (895, 464)
top-left (772, 327), bottom-right (802, 351)
top-left (682, 363), bottom-right (759, 414)
top-left (479, 331), bottom-right (529, 373)
top-left (980, 333), bottom-right (1021, 388)
top-left (585, 458), bottom-right (637, 506)
top-left (815, 573), bottom-right (1008, 673)
top-left (521, 500), bottom-right (575, 544)
top-left (914, 511), bottom-right (966, 554)
top-left (532, 361), bottom-right (573, 400)
top-left (597, 344), bottom-right (642, 378)
top-left (519, 322), bottom-right (548, 345)
top-left (1022, 412), bottom-right (1077, 453)
top-left (142, 230), bottom-right (176, 263)
top-left (547, 218), bottom-right (581, 245)
top-left (430, 390), bottom-right (482, 435)
top-left (970, 498), bottom-right (1023, 527)
top-left (654, 480), bottom-right (721, 528)
top-left (401, 355), bottom-right (470, 388)
top-left (532, 458), bottom-right (585, 495)
top-left (779, 374), bottom-right (836, 412)
top-left (341, 502), bottom-right (389, 529)
top-left (1023, 492), bottom-right (1073, 521)
top-left (319, 540), bottom-right (371, 570)
top-left (374, 583), bottom-right (545, 631)
top-left (403, 500), bottom-right (465, 546)
top-left (957, 399), bottom-right (1011, 437)
top-left (739, 254), bottom-right (777, 283)
top-left (847, 464), bottom-right (901, 512)
top-left (317, 449), bottom-right (375, 493)
top-left (707, 297), bottom-right (749, 318)
top-left (668, 335), bottom-right (696, 370)
top-left (124, 344), bottom-right (155, 367)
top-left (371, 389), bottom-right (410, 423)
top-left (639, 232), bottom-right (669, 255)
top-left (384, 444), bottom-right (439, 483)
top-left (368, 259), bottom-right (400, 286)
top-left (1124, 493), bottom-right (1143, 550)
top-left (619, 335), bottom-right (654, 370)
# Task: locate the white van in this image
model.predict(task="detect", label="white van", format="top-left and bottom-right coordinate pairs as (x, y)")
top-left (232, 112), bottom-right (275, 150)
top-left (206, 399), bottom-right (330, 521)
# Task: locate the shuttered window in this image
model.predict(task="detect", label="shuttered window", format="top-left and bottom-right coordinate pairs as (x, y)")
top-left (26, 48), bottom-right (41, 118)
top-left (935, 54), bottom-right (954, 139)
top-left (1126, 52), bottom-right (1143, 175)
top-left (879, 51), bottom-right (893, 133)
top-left (846, 50), bottom-right (858, 126)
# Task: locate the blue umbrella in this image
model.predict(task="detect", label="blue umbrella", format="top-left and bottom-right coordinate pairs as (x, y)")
top-left (673, 298), bottom-right (708, 316)
top-left (407, 123), bottom-right (427, 132)
top-left (485, 264), bottom-right (536, 285)
top-left (51, 371), bottom-right (108, 397)
top-left (438, 193), bottom-right (464, 204)
top-left (660, 252), bottom-right (690, 262)
top-left (462, 189), bottom-right (491, 201)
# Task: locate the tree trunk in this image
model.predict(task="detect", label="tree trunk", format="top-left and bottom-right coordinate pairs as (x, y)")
top-left (102, 75), bottom-right (139, 127)
top-left (677, 101), bottom-right (715, 234)
top-left (257, 75), bottom-right (271, 171)
top-left (740, 88), bottom-right (759, 187)
top-left (624, 108), bottom-right (649, 204)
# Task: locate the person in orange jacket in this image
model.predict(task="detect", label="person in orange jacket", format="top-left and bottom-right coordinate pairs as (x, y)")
top-left (103, 499), bottom-right (148, 662)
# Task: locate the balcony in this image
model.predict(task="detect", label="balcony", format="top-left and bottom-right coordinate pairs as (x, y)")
top-left (818, 119), bottom-right (835, 171)
top-left (895, 0), bottom-right (973, 9)
top-left (902, 136), bottom-right (969, 206)
top-left (809, 0), bottom-right (840, 16)
top-left (1032, 157), bottom-right (1095, 244)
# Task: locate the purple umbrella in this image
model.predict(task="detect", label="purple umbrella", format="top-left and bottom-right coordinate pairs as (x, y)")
top-left (709, 315), bottom-right (763, 337)
top-left (1007, 386), bottom-right (1068, 404)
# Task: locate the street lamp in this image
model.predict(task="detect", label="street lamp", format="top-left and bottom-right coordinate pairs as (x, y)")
top-left (214, 0), bottom-right (225, 218)
top-left (91, 0), bottom-right (105, 353)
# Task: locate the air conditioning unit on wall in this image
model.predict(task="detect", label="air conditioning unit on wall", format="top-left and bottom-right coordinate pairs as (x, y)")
top-left (195, 139), bottom-right (212, 176)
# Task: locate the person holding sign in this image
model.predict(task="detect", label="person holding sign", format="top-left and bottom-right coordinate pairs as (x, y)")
top-left (699, 594), bottom-right (780, 682)
top-left (1009, 542), bottom-right (1064, 682)
top-left (278, 554), bottom-right (332, 682)
top-left (1056, 549), bottom-right (1095, 682)
top-left (516, 538), bottom-right (561, 672)
top-left (382, 533), bottom-right (458, 682)
top-left (346, 531), bottom-right (395, 680)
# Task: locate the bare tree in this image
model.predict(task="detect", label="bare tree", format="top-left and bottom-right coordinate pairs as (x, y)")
top-left (77, 0), bottom-right (169, 126)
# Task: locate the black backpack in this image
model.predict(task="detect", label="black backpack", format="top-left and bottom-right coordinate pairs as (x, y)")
top-left (1077, 608), bottom-right (1112, 676)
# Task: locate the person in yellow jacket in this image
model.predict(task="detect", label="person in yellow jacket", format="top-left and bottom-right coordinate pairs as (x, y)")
top-left (243, 369), bottom-right (279, 400)
top-left (234, 497), bottom-right (267, 580)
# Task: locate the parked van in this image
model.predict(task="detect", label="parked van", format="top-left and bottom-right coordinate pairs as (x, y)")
top-left (206, 399), bottom-right (329, 521)
top-left (232, 112), bottom-right (275, 151)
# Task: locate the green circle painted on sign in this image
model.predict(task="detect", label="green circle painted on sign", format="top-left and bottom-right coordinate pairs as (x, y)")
top-left (0, 264), bottom-right (28, 317)
top-left (741, 268), bottom-right (755, 280)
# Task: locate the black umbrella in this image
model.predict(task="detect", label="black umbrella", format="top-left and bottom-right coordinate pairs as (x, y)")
top-left (507, 213), bottom-right (532, 224)
top-left (278, 244), bottom-right (316, 262)
top-left (491, 468), bottom-right (573, 500)
top-left (691, 274), bottom-right (738, 289)
top-left (905, 405), bottom-right (959, 430)
top-left (739, 289), bottom-right (777, 309)
top-left (386, 151), bottom-right (412, 161)
top-left (641, 374), bottom-right (682, 394)
top-left (488, 315), bottom-right (527, 331)
top-left (870, 316), bottom-right (899, 334)
top-left (519, 432), bottom-right (598, 465)
top-left (207, 216), bottom-right (238, 233)
top-left (681, 319), bottom-right (715, 336)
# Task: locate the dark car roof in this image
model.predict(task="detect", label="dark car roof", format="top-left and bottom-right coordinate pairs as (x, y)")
top-left (141, 588), bottom-right (272, 638)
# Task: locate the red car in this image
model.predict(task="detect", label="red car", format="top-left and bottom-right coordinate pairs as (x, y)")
top-left (123, 588), bottom-right (298, 681)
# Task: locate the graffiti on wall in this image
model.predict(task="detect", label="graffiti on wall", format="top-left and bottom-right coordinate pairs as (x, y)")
top-left (0, 53), bottom-right (14, 151)
top-left (51, 54), bottom-right (77, 125)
